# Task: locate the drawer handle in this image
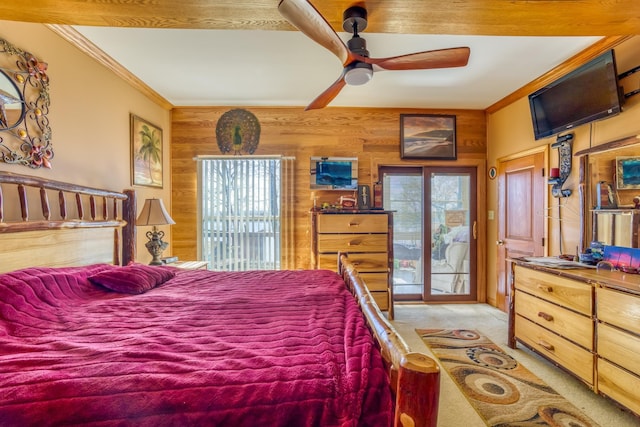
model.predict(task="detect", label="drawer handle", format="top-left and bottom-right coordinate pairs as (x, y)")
top-left (348, 222), bottom-right (360, 227)
top-left (537, 311), bottom-right (554, 322)
top-left (537, 284), bottom-right (553, 293)
top-left (537, 340), bottom-right (554, 352)
top-left (348, 240), bottom-right (362, 246)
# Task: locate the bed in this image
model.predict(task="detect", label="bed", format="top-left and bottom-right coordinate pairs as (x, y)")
top-left (0, 171), bottom-right (440, 427)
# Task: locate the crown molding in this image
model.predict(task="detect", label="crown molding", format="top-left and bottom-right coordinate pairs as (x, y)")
top-left (47, 24), bottom-right (173, 110)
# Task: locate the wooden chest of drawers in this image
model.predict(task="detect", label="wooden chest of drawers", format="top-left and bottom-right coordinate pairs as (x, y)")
top-left (510, 261), bottom-right (640, 417)
top-left (511, 265), bottom-right (595, 386)
top-left (596, 287), bottom-right (640, 415)
top-left (311, 210), bottom-right (393, 317)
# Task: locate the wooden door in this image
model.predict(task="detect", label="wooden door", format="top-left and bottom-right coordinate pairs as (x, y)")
top-left (497, 151), bottom-right (545, 311)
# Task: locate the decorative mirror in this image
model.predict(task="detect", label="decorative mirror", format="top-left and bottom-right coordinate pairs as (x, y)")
top-left (576, 134), bottom-right (640, 251)
top-left (0, 38), bottom-right (52, 168)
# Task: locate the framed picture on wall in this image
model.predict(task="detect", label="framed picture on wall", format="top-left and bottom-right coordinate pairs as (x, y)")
top-left (400, 114), bottom-right (457, 160)
top-left (616, 156), bottom-right (640, 190)
top-left (130, 114), bottom-right (163, 188)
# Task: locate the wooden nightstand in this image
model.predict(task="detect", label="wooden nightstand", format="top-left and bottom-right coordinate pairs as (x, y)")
top-left (171, 261), bottom-right (209, 270)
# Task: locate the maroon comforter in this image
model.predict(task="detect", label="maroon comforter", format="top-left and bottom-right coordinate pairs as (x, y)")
top-left (0, 265), bottom-right (392, 426)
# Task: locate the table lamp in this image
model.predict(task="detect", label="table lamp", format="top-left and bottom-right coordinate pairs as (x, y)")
top-left (136, 198), bottom-right (175, 265)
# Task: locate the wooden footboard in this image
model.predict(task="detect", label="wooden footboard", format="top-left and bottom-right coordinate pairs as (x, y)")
top-left (338, 253), bottom-right (440, 427)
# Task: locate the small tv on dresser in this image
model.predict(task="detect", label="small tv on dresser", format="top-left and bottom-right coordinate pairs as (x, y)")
top-left (310, 156), bottom-right (358, 190)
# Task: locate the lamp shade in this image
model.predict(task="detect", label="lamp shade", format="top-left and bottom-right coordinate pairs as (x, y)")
top-left (136, 198), bottom-right (175, 226)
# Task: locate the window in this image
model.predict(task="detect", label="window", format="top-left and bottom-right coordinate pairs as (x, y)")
top-left (197, 156), bottom-right (294, 271)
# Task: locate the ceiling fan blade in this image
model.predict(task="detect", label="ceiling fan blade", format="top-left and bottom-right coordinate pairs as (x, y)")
top-left (363, 47), bottom-right (471, 71)
top-left (278, 0), bottom-right (354, 65)
top-left (305, 71), bottom-right (347, 111)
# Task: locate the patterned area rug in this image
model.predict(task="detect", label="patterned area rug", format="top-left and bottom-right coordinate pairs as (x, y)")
top-left (417, 329), bottom-right (599, 427)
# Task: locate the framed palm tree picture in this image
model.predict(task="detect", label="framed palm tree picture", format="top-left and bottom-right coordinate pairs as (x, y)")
top-left (130, 114), bottom-right (163, 188)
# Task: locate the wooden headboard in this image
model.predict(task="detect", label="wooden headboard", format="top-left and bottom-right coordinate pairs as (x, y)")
top-left (0, 172), bottom-right (137, 273)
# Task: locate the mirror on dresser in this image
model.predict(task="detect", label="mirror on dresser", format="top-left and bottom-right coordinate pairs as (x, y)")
top-left (577, 134), bottom-right (640, 250)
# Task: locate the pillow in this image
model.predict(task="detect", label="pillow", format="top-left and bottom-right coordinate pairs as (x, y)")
top-left (450, 226), bottom-right (470, 243)
top-left (88, 264), bottom-right (175, 294)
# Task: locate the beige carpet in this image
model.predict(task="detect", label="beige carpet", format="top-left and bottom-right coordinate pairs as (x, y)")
top-left (418, 328), bottom-right (600, 427)
top-left (389, 304), bottom-right (637, 427)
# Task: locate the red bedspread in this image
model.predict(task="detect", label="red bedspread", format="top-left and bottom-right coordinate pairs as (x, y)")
top-left (0, 265), bottom-right (392, 426)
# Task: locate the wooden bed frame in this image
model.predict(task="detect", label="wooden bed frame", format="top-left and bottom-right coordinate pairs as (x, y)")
top-left (0, 171), bottom-right (440, 427)
top-left (338, 253), bottom-right (440, 427)
top-left (0, 171), bottom-right (136, 273)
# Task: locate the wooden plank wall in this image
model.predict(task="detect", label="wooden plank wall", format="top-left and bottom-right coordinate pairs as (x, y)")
top-left (171, 106), bottom-right (486, 269)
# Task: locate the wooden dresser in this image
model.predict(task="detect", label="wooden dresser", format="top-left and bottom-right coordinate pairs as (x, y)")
top-left (509, 261), bottom-right (640, 416)
top-left (596, 286), bottom-right (640, 415)
top-left (310, 210), bottom-right (394, 318)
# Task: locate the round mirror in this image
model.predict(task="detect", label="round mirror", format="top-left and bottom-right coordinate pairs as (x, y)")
top-left (0, 69), bottom-right (25, 130)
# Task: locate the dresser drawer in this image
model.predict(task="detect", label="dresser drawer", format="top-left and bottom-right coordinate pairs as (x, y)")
top-left (515, 315), bottom-right (594, 385)
top-left (597, 287), bottom-right (640, 336)
top-left (515, 290), bottom-right (593, 349)
top-left (317, 233), bottom-right (388, 253)
top-left (371, 290), bottom-right (389, 310)
top-left (514, 265), bottom-right (592, 315)
top-left (356, 272), bottom-right (389, 292)
top-left (597, 322), bottom-right (640, 373)
top-left (318, 253), bottom-right (388, 272)
top-left (317, 214), bottom-right (388, 233)
top-left (597, 358), bottom-right (640, 416)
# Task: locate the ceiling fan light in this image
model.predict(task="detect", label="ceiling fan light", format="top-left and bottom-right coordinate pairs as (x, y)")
top-left (344, 62), bottom-right (373, 86)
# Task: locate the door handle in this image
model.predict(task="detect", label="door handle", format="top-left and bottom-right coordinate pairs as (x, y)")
top-left (497, 240), bottom-right (505, 246)
top-left (473, 221), bottom-right (477, 240)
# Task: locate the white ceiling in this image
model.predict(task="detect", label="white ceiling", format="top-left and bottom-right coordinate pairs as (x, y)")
top-left (73, 26), bottom-right (600, 110)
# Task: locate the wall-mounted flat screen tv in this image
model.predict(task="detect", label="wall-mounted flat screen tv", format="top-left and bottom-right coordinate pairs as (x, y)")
top-left (528, 49), bottom-right (623, 140)
top-left (310, 157), bottom-right (358, 190)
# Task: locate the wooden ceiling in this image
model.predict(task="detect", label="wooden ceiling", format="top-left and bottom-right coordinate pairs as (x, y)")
top-left (2, 1), bottom-right (639, 36)
top-left (3, 1), bottom-right (636, 112)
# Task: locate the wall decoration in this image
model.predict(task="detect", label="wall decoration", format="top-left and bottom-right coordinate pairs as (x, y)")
top-left (216, 109), bottom-right (261, 155)
top-left (131, 114), bottom-right (163, 188)
top-left (549, 134), bottom-right (573, 198)
top-left (0, 38), bottom-right (52, 169)
top-left (616, 156), bottom-right (640, 190)
top-left (400, 114), bottom-right (456, 160)
top-left (488, 167), bottom-right (497, 180)
top-left (596, 181), bottom-right (617, 209)
top-left (357, 184), bottom-right (371, 209)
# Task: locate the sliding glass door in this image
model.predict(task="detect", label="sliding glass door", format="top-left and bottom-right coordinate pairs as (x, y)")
top-left (382, 166), bottom-right (477, 302)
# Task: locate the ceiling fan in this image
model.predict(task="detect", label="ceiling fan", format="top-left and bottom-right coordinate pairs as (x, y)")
top-left (278, 0), bottom-right (471, 110)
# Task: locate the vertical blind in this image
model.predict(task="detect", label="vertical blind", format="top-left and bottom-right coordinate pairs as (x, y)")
top-left (197, 156), bottom-right (295, 271)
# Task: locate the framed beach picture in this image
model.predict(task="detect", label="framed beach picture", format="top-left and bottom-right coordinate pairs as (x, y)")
top-left (130, 114), bottom-right (163, 188)
top-left (400, 114), bottom-right (457, 160)
top-left (616, 156), bottom-right (640, 190)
